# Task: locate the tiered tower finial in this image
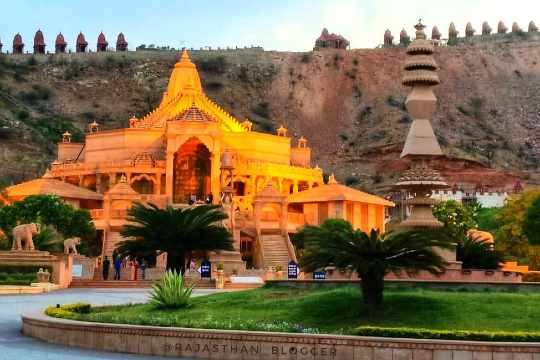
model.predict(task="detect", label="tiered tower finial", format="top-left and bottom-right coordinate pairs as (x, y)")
top-left (395, 20), bottom-right (447, 229)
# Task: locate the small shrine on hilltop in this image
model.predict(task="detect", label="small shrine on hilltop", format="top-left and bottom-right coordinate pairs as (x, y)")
top-left (6, 49), bottom-right (393, 272)
top-left (12, 33), bottom-right (24, 54)
top-left (33, 29), bottom-right (46, 54)
top-left (55, 33), bottom-right (67, 53)
top-left (394, 21), bottom-right (448, 229)
top-left (314, 28), bottom-right (349, 50)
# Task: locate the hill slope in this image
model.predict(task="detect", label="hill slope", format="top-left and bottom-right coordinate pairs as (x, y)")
top-left (1, 38), bottom-right (539, 191)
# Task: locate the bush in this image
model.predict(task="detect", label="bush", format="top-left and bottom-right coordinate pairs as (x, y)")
top-left (149, 270), bottom-right (194, 309)
top-left (355, 326), bottom-right (540, 342)
top-left (195, 56), bottom-right (228, 74)
top-left (45, 303), bottom-right (91, 318)
top-left (345, 176), bottom-right (361, 186)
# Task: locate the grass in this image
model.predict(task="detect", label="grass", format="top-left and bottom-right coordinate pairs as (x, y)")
top-left (51, 285), bottom-right (540, 335)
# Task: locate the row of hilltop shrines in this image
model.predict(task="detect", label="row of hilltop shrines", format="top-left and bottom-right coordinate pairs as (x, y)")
top-left (0, 30), bottom-right (128, 54)
top-left (5, 49), bottom-right (394, 272)
top-left (384, 20), bottom-right (539, 47)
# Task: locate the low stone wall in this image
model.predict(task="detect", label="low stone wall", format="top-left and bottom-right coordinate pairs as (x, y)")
top-left (22, 311), bottom-right (540, 360)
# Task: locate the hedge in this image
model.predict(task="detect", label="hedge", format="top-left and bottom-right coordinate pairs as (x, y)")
top-left (355, 326), bottom-right (540, 342)
top-left (0, 265), bottom-right (52, 274)
top-left (0, 280), bottom-right (31, 286)
top-left (45, 303), bottom-right (91, 318)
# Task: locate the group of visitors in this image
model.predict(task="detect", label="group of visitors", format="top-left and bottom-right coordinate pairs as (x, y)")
top-left (101, 255), bottom-right (146, 281)
top-left (187, 193), bottom-right (213, 205)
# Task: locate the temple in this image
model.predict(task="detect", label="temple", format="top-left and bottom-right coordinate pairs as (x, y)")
top-left (55, 33), bottom-right (67, 53)
top-left (33, 29), bottom-right (45, 54)
top-left (97, 32), bottom-right (108, 52)
top-left (116, 33), bottom-right (128, 51)
top-left (76, 32), bottom-right (88, 53)
top-left (13, 33), bottom-right (24, 54)
top-left (314, 28), bottom-right (349, 50)
top-left (6, 49), bottom-right (392, 270)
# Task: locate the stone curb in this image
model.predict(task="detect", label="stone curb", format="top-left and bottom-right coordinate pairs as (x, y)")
top-left (21, 310), bottom-right (540, 360)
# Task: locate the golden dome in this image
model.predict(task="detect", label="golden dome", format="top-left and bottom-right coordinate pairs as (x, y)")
top-left (165, 49), bottom-right (203, 100)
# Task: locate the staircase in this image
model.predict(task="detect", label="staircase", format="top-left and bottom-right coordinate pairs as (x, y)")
top-left (260, 231), bottom-right (292, 269)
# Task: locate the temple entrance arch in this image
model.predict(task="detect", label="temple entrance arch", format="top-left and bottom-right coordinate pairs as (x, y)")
top-left (173, 137), bottom-right (211, 203)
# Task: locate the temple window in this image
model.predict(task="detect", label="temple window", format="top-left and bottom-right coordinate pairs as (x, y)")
top-left (132, 178), bottom-right (154, 194)
top-left (233, 181), bottom-right (246, 196)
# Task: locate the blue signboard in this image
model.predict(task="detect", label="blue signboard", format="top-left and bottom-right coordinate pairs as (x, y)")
top-left (287, 261), bottom-right (299, 279)
top-left (200, 260), bottom-right (211, 278)
top-left (313, 271), bottom-right (326, 280)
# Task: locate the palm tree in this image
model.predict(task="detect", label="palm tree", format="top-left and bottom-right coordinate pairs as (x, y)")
top-left (295, 219), bottom-right (452, 312)
top-left (457, 237), bottom-right (504, 270)
top-left (117, 203), bottom-right (234, 273)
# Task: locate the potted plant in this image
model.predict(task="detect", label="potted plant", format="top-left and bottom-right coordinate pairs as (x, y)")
top-left (275, 265), bottom-right (284, 280)
top-left (216, 263), bottom-right (225, 289)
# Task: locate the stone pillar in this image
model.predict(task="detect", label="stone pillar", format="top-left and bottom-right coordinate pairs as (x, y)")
top-left (109, 173), bottom-right (117, 186)
top-left (293, 180), bottom-right (299, 193)
top-left (166, 151), bottom-right (174, 203)
top-left (96, 174), bottom-right (102, 193)
top-left (78, 175), bottom-right (84, 187)
top-left (211, 153), bottom-right (221, 204)
top-left (155, 173), bottom-right (161, 195)
top-left (280, 201), bottom-right (288, 235)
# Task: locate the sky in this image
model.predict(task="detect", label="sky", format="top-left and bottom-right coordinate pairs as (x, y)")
top-left (1, 0), bottom-right (539, 52)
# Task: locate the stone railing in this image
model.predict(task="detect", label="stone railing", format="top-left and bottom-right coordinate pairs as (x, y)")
top-left (50, 159), bottom-right (166, 176)
top-left (22, 310), bottom-right (540, 360)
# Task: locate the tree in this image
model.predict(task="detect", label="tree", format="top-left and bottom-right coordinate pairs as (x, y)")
top-left (295, 219), bottom-right (450, 312)
top-left (523, 195), bottom-right (540, 269)
top-left (0, 195), bottom-right (96, 254)
top-left (495, 189), bottom-right (540, 260)
top-left (117, 203), bottom-right (234, 273)
top-left (433, 200), bottom-right (479, 243)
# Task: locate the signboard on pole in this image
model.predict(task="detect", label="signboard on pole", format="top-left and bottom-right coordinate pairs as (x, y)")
top-left (287, 261), bottom-right (299, 279)
top-left (200, 260), bottom-right (211, 278)
top-left (313, 271), bottom-right (326, 280)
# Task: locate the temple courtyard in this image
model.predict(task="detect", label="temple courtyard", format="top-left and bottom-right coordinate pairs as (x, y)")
top-left (0, 288), bottom-right (217, 360)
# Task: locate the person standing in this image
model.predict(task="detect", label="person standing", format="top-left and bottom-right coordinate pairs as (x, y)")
top-left (133, 259), bottom-right (140, 280)
top-left (140, 259), bottom-right (146, 280)
top-left (102, 256), bottom-right (110, 280)
top-left (114, 256), bottom-right (122, 280)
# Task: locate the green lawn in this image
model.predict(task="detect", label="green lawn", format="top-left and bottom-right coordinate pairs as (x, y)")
top-left (55, 285), bottom-right (540, 335)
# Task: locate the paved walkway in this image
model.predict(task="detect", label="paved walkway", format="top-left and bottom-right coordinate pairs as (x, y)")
top-left (0, 288), bottom-right (217, 360)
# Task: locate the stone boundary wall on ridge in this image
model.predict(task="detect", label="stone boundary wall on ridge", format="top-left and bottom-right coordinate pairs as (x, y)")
top-left (22, 311), bottom-right (540, 360)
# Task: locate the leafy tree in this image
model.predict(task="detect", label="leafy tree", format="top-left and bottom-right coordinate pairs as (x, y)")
top-left (117, 203), bottom-right (234, 273)
top-left (433, 200), bottom-right (479, 243)
top-left (0, 195), bottom-right (96, 254)
top-left (495, 189), bottom-right (540, 260)
top-left (295, 219), bottom-right (450, 312)
top-left (523, 195), bottom-right (540, 269)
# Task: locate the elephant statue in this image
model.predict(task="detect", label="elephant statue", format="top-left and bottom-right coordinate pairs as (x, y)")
top-left (11, 223), bottom-right (41, 251)
top-left (64, 237), bottom-right (81, 255)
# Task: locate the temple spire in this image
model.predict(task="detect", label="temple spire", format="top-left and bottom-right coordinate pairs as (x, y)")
top-left (164, 48), bottom-right (203, 101)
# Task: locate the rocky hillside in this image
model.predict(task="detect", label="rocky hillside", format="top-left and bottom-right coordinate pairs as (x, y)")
top-left (1, 36), bottom-right (540, 192)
